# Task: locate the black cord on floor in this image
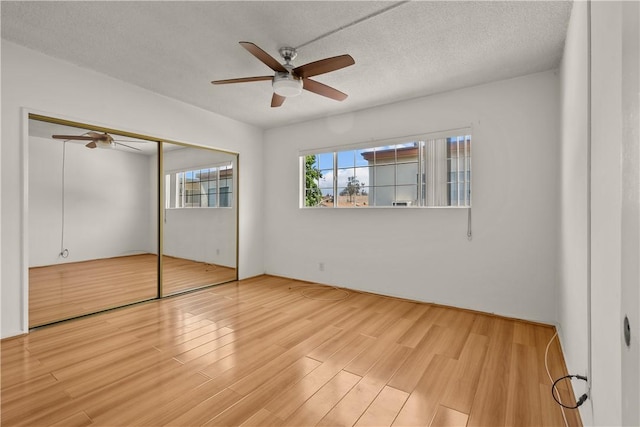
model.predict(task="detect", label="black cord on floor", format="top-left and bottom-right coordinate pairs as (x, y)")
top-left (551, 375), bottom-right (589, 409)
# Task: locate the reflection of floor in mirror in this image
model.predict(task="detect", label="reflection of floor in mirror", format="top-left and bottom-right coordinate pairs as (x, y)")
top-left (28, 254), bottom-right (236, 327)
top-left (162, 255), bottom-right (237, 295)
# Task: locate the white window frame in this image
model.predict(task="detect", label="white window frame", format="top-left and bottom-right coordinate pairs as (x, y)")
top-left (300, 128), bottom-right (472, 209)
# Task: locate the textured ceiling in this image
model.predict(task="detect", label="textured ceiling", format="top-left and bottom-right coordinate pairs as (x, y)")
top-left (2, 1), bottom-right (572, 129)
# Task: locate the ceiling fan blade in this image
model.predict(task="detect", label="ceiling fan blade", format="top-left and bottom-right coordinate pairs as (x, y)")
top-left (212, 76), bottom-right (273, 85)
top-left (116, 142), bottom-right (142, 151)
top-left (85, 141), bottom-right (97, 149)
top-left (52, 135), bottom-right (95, 141)
top-left (239, 41), bottom-right (287, 73)
top-left (293, 55), bottom-right (355, 79)
top-left (271, 93), bottom-right (286, 108)
top-left (303, 79), bottom-right (348, 101)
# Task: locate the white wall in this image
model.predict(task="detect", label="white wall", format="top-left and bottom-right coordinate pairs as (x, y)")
top-left (1, 41), bottom-right (265, 338)
top-left (29, 135), bottom-right (153, 267)
top-left (162, 147), bottom-right (237, 268)
top-left (590, 1), bottom-right (640, 425)
top-left (264, 70), bottom-right (560, 323)
top-left (558, 1), bottom-right (591, 424)
top-left (619, 2), bottom-right (640, 424)
top-left (559, 1), bottom-right (640, 425)
top-left (590, 2), bottom-right (623, 422)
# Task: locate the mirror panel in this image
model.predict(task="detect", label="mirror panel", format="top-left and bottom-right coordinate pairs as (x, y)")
top-left (28, 118), bottom-right (159, 327)
top-left (161, 142), bottom-right (237, 296)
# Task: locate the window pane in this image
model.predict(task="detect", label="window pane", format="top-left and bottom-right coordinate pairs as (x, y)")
top-left (337, 172), bottom-right (366, 207)
top-left (359, 186), bottom-right (371, 207)
top-left (395, 142), bottom-right (419, 164)
top-left (373, 164), bottom-right (395, 187)
top-left (320, 188), bottom-right (334, 207)
top-left (360, 148), bottom-right (376, 165)
top-left (337, 149), bottom-right (356, 168)
top-left (396, 184), bottom-right (418, 204)
top-left (220, 187), bottom-right (231, 207)
top-left (397, 162), bottom-right (418, 185)
top-left (304, 155), bottom-right (319, 173)
top-left (355, 149), bottom-right (370, 167)
top-left (208, 188), bottom-right (217, 207)
top-left (305, 154), bottom-right (325, 207)
top-left (372, 146), bottom-right (396, 165)
top-left (337, 187), bottom-right (367, 207)
top-left (318, 169), bottom-right (333, 189)
top-left (354, 166), bottom-right (370, 188)
top-left (336, 187), bottom-right (353, 207)
top-left (374, 185), bottom-right (395, 206)
top-left (305, 188), bottom-right (323, 207)
top-left (317, 152), bottom-right (333, 170)
top-left (220, 169), bottom-right (232, 183)
top-left (304, 157), bottom-right (322, 207)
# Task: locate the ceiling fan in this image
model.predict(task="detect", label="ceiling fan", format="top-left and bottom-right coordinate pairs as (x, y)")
top-left (51, 132), bottom-right (144, 151)
top-left (212, 41), bottom-right (355, 108)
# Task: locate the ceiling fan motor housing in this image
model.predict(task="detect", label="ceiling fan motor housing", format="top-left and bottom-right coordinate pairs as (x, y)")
top-left (278, 46), bottom-right (297, 63)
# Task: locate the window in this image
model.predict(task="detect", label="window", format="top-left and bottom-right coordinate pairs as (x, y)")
top-left (302, 132), bottom-right (471, 208)
top-left (166, 162), bottom-right (233, 208)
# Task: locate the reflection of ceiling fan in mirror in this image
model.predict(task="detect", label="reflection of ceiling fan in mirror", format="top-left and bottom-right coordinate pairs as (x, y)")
top-left (51, 132), bottom-right (146, 151)
top-left (212, 42), bottom-right (355, 108)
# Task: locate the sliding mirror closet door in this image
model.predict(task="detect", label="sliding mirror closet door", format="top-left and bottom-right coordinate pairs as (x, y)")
top-left (28, 118), bottom-right (159, 327)
top-left (162, 143), bottom-right (237, 296)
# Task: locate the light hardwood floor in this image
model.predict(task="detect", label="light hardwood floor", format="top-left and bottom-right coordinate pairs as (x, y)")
top-left (28, 254), bottom-right (237, 327)
top-left (4, 275), bottom-right (582, 426)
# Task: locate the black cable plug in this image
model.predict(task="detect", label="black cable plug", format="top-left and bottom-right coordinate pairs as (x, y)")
top-left (551, 375), bottom-right (589, 409)
top-left (576, 393), bottom-right (588, 407)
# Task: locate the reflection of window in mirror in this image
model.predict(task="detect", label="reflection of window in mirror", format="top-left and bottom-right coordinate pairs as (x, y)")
top-left (161, 144), bottom-right (238, 297)
top-left (302, 132), bottom-right (471, 208)
top-left (165, 162), bottom-right (233, 209)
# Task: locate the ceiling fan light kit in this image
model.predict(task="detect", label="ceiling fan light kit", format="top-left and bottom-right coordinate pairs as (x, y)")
top-left (273, 72), bottom-right (303, 97)
top-left (211, 41), bottom-right (354, 108)
top-left (96, 140), bottom-right (116, 149)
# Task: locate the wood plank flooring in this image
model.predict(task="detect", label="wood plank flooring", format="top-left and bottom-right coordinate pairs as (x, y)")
top-left (28, 254), bottom-right (237, 327)
top-left (4, 275), bottom-right (582, 426)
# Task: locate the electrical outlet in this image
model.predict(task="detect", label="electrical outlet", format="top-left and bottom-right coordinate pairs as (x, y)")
top-left (319, 262), bottom-right (325, 272)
